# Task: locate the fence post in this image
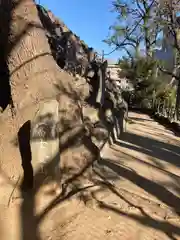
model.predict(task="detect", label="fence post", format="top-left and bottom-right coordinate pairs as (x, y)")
top-left (102, 50), bottom-right (104, 63)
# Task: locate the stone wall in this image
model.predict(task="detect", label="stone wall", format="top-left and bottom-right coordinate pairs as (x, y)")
top-left (36, 4), bottom-right (97, 74)
top-left (35, 4), bottom-right (127, 145)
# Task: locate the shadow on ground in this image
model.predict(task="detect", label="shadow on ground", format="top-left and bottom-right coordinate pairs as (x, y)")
top-left (114, 132), bottom-right (180, 169)
top-left (11, 110), bottom-right (180, 240)
top-left (92, 156), bottom-right (180, 240)
top-left (88, 113), bottom-right (180, 239)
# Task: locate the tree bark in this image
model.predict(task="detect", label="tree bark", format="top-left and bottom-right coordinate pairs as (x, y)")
top-left (0, 0), bottom-right (94, 188)
top-left (0, 1), bottom-right (92, 239)
top-left (0, 0), bottom-right (62, 111)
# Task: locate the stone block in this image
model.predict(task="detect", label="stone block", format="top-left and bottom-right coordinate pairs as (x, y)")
top-left (30, 99), bottom-right (60, 188)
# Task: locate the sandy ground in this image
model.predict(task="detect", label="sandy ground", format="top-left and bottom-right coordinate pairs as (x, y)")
top-left (0, 111), bottom-right (180, 240)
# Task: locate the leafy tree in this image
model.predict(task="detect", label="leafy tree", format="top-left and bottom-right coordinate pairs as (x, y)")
top-left (105, 0), bottom-right (161, 57)
top-left (154, 0), bottom-right (180, 119)
top-left (107, 0), bottom-right (180, 120)
top-left (119, 57), bottom-right (153, 104)
top-left (118, 55), bottom-right (177, 119)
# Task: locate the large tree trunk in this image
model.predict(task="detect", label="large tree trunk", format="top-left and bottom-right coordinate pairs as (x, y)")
top-left (1, 0), bottom-right (59, 110)
top-left (0, 1), bottom-right (93, 239)
top-left (0, 0), bottom-right (64, 178)
top-left (0, 0), bottom-right (91, 176)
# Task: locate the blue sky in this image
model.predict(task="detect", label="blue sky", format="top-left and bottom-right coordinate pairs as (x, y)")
top-left (35, 0), bottom-right (122, 62)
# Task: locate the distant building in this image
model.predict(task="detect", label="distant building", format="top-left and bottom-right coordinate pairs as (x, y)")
top-left (154, 16), bottom-right (180, 71)
top-left (107, 64), bottom-right (133, 91)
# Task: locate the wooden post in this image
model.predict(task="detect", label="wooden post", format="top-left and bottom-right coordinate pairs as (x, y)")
top-left (102, 50), bottom-right (104, 63)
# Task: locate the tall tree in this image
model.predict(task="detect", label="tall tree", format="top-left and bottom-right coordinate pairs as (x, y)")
top-left (0, 0), bottom-right (59, 112)
top-left (107, 0), bottom-right (180, 120)
top-left (105, 0), bottom-right (160, 57)
top-left (157, 0), bottom-right (180, 119)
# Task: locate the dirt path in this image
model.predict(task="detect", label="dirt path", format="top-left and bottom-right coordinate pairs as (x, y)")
top-left (52, 111), bottom-right (180, 240)
top-left (1, 111), bottom-right (180, 240)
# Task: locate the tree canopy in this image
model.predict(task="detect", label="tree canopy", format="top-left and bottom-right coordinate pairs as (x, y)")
top-left (106, 0), bottom-right (180, 120)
